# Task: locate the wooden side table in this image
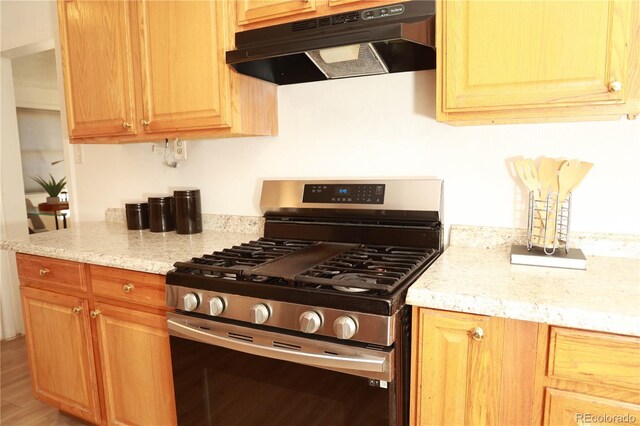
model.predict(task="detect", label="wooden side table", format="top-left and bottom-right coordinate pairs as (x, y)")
top-left (37, 202), bottom-right (69, 230)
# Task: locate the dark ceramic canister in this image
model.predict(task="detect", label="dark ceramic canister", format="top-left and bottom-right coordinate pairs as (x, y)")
top-left (174, 189), bottom-right (202, 234)
top-left (148, 196), bottom-right (175, 232)
top-left (125, 202), bottom-right (149, 230)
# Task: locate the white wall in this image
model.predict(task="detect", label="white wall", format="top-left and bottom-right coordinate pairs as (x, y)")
top-left (0, 58), bottom-right (28, 339)
top-left (74, 71), bottom-right (640, 236)
top-left (0, 1), bottom-right (56, 53)
top-left (1, 0), bottom-right (59, 340)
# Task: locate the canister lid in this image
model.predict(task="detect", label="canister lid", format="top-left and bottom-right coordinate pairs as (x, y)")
top-left (174, 188), bottom-right (200, 197)
top-left (148, 195), bottom-right (174, 204)
top-left (125, 202), bottom-right (149, 209)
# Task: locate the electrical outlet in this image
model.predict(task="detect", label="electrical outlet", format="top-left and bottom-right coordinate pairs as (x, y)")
top-left (73, 145), bottom-right (84, 164)
top-left (173, 140), bottom-right (187, 160)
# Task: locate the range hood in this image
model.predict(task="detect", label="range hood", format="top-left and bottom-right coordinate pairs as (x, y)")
top-left (226, 2), bottom-right (435, 85)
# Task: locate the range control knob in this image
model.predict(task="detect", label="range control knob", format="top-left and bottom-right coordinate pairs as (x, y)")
top-left (334, 316), bottom-right (358, 340)
top-left (207, 297), bottom-right (225, 316)
top-left (299, 311), bottom-right (322, 333)
top-left (250, 303), bottom-right (270, 325)
top-left (182, 293), bottom-right (199, 312)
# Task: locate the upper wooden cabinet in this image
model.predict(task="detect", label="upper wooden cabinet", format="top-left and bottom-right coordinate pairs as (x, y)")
top-left (58, 1), bottom-right (137, 139)
top-left (437, 0), bottom-right (639, 124)
top-left (58, 0), bottom-right (277, 144)
top-left (237, 0), bottom-right (317, 26)
top-left (136, 0), bottom-right (231, 133)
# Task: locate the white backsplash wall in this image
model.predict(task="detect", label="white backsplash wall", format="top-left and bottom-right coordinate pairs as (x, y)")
top-left (74, 71), bottom-right (640, 236)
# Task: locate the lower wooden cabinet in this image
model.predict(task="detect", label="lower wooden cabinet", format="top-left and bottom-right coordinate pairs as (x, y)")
top-left (410, 307), bottom-right (640, 426)
top-left (17, 254), bottom-right (177, 426)
top-left (93, 303), bottom-right (176, 425)
top-left (544, 388), bottom-right (640, 426)
top-left (410, 308), bottom-right (505, 425)
top-left (20, 287), bottom-right (101, 424)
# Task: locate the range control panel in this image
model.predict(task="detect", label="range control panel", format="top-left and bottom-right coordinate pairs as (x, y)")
top-left (302, 184), bottom-right (385, 204)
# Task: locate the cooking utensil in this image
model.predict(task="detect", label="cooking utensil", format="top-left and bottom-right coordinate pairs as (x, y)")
top-left (514, 159), bottom-right (539, 194)
top-left (515, 159), bottom-right (544, 245)
top-left (558, 160), bottom-right (592, 202)
top-left (537, 157), bottom-right (558, 199)
top-left (567, 161), bottom-right (593, 195)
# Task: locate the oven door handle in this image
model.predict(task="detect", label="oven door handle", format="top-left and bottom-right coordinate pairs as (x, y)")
top-left (168, 318), bottom-right (388, 374)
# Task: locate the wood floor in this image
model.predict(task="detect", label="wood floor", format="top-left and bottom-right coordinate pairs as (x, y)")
top-left (1, 336), bottom-right (89, 425)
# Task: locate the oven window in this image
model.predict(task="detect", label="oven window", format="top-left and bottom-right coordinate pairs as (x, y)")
top-left (170, 336), bottom-right (393, 426)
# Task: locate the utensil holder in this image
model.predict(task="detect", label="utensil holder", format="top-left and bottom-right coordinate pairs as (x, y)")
top-left (526, 191), bottom-right (572, 255)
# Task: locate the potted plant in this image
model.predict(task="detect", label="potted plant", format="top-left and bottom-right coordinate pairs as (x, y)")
top-left (31, 174), bottom-right (67, 204)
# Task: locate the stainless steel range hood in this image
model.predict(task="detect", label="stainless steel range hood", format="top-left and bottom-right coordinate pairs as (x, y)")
top-left (226, 2), bottom-right (435, 85)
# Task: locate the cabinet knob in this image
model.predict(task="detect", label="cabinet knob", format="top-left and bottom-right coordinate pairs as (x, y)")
top-left (38, 268), bottom-right (49, 276)
top-left (140, 119), bottom-right (150, 127)
top-left (122, 283), bottom-right (134, 293)
top-left (90, 310), bottom-right (101, 318)
top-left (72, 306), bottom-right (83, 314)
top-left (122, 121), bottom-right (132, 129)
top-left (470, 327), bottom-right (484, 342)
top-left (609, 81), bottom-right (622, 93)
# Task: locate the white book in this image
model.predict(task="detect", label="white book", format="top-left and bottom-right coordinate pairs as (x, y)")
top-left (510, 245), bottom-right (586, 270)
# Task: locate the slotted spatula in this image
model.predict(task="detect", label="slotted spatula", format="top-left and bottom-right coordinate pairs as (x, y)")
top-left (515, 159), bottom-right (543, 244)
top-left (514, 159), bottom-right (539, 194)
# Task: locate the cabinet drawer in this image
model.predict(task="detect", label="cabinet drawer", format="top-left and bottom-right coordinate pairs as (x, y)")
top-left (90, 265), bottom-right (165, 308)
top-left (548, 327), bottom-right (640, 391)
top-left (17, 254), bottom-right (86, 293)
top-left (544, 388), bottom-right (640, 426)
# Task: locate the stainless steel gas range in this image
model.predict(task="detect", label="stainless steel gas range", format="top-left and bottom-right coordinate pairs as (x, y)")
top-left (166, 179), bottom-right (443, 426)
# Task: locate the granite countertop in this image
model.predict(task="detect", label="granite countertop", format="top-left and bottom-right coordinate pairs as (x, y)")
top-left (3, 219), bottom-right (639, 336)
top-left (407, 226), bottom-right (640, 337)
top-left (1, 222), bottom-right (260, 274)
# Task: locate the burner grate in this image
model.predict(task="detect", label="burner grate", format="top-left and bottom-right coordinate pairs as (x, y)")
top-left (171, 238), bottom-right (438, 298)
top-left (172, 238), bottom-right (314, 280)
top-left (295, 246), bottom-right (437, 294)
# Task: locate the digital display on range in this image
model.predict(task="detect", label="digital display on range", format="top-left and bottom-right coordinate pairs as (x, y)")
top-left (302, 184), bottom-right (385, 204)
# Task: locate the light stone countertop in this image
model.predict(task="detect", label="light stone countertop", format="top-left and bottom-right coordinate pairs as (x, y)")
top-left (407, 226), bottom-right (640, 337)
top-left (1, 222), bottom-right (260, 275)
top-left (3, 221), bottom-right (639, 336)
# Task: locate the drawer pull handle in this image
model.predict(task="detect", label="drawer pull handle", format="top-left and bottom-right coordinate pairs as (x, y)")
top-left (123, 283), bottom-right (135, 293)
top-left (90, 310), bottom-right (101, 318)
top-left (72, 306), bottom-right (83, 314)
top-left (39, 268), bottom-right (50, 276)
top-left (471, 327), bottom-right (484, 342)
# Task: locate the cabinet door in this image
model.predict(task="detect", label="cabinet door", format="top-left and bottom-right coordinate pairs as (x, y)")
top-left (93, 303), bottom-right (177, 426)
top-left (544, 388), bottom-right (640, 426)
top-left (411, 308), bottom-right (504, 426)
top-left (20, 287), bottom-right (101, 424)
top-left (136, 0), bottom-right (231, 133)
top-left (58, 0), bottom-right (138, 138)
top-left (237, 0), bottom-right (317, 26)
top-left (441, 0), bottom-right (632, 112)
top-left (329, 0), bottom-right (363, 5)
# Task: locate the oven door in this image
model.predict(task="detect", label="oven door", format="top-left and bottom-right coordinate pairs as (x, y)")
top-left (168, 312), bottom-right (397, 426)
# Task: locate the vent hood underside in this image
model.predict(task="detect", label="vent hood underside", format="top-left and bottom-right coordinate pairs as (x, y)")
top-left (226, 2), bottom-right (436, 85)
